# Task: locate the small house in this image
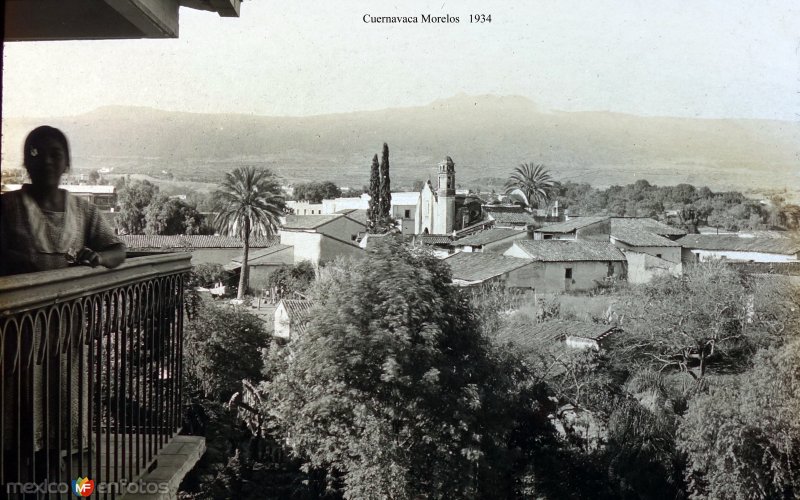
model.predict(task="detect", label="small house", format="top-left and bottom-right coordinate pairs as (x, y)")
top-left (279, 213), bottom-right (366, 265)
top-left (504, 240), bottom-right (626, 293)
top-left (224, 245), bottom-right (295, 291)
top-left (443, 251), bottom-right (537, 288)
top-left (483, 206), bottom-right (537, 230)
top-left (534, 216), bottom-right (610, 241)
top-left (274, 299), bottom-right (313, 340)
top-left (453, 228), bottom-right (530, 254)
top-left (678, 234), bottom-right (800, 263)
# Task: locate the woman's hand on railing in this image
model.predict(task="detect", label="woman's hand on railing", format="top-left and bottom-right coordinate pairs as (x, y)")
top-left (76, 247), bottom-right (102, 267)
top-left (75, 243), bottom-right (126, 268)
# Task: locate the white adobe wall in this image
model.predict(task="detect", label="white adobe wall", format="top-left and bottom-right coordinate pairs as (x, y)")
top-left (274, 303), bottom-right (291, 339)
top-left (279, 230), bottom-right (323, 265)
top-left (693, 250), bottom-right (797, 263)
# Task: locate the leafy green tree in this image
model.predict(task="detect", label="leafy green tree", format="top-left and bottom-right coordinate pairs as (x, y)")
top-left (144, 194), bottom-right (206, 235)
top-left (265, 261), bottom-right (316, 300)
top-left (677, 205), bottom-right (708, 233)
top-left (88, 169), bottom-right (100, 183)
top-left (184, 301), bottom-right (271, 400)
top-left (504, 163), bottom-right (557, 209)
top-left (604, 394), bottom-right (685, 499)
top-left (378, 143), bottom-right (392, 224)
top-left (116, 180), bottom-right (159, 234)
top-left (262, 241), bottom-right (553, 499)
top-left (214, 167), bottom-right (285, 299)
top-left (367, 154), bottom-right (380, 232)
top-left (186, 190), bottom-right (224, 212)
top-left (678, 341), bottom-right (800, 499)
top-left (293, 181), bottom-right (342, 204)
top-left (778, 204), bottom-right (800, 230)
top-left (613, 261), bottom-right (754, 381)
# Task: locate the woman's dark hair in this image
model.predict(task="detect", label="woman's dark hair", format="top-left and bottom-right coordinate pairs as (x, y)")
top-left (23, 125), bottom-right (71, 170)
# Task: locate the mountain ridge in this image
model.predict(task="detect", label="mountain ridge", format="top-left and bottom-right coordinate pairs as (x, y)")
top-left (2, 95), bottom-right (798, 191)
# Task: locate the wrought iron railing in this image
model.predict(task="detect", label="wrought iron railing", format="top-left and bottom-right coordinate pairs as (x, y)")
top-left (0, 254), bottom-right (192, 498)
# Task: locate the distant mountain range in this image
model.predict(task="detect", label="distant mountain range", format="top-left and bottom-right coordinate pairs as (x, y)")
top-left (2, 95), bottom-right (798, 191)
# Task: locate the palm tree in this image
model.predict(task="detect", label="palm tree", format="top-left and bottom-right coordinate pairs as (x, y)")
top-left (214, 167), bottom-right (285, 299)
top-left (504, 163), bottom-right (557, 209)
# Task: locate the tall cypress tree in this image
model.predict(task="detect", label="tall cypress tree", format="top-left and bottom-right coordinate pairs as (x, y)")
top-left (379, 143), bottom-right (392, 223)
top-left (367, 154), bottom-right (380, 231)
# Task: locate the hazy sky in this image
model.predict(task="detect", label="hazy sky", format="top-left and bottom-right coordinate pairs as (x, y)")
top-left (3, 0), bottom-right (799, 120)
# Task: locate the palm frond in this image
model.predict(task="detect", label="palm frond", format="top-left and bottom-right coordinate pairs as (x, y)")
top-left (503, 162), bottom-right (557, 208)
top-left (214, 166), bottom-right (285, 240)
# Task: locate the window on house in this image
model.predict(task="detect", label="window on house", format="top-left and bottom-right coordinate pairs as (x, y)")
top-left (565, 268), bottom-right (573, 279)
top-left (405, 209), bottom-right (411, 218)
top-left (656, 254), bottom-right (662, 258)
top-left (544, 234), bottom-right (553, 240)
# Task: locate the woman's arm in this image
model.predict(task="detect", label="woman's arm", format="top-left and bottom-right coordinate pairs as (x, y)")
top-left (76, 243), bottom-right (126, 269)
top-left (98, 242), bottom-right (126, 268)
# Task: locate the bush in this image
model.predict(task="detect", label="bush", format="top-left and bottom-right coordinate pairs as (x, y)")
top-left (184, 301), bottom-right (271, 401)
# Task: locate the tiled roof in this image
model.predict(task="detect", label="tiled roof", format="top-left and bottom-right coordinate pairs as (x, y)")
top-left (498, 320), bottom-right (617, 350)
top-left (678, 234), bottom-right (800, 255)
top-left (283, 214), bottom-right (345, 230)
top-left (512, 240), bottom-right (626, 262)
top-left (611, 226), bottom-right (680, 247)
top-left (121, 234), bottom-right (278, 249)
top-left (280, 299), bottom-right (313, 322)
top-left (415, 234), bottom-right (453, 245)
top-left (336, 208), bottom-right (368, 225)
top-left (485, 207), bottom-right (537, 225)
top-left (444, 252), bottom-right (531, 283)
top-left (454, 228), bottom-right (525, 246)
top-left (611, 217), bottom-right (686, 237)
top-left (537, 216), bottom-right (609, 233)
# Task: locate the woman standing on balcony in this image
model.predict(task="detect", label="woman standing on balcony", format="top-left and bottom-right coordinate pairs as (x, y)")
top-left (1, 126), bottom-right (127, 483)
top-left (0, 126), bottom-right (126, 276)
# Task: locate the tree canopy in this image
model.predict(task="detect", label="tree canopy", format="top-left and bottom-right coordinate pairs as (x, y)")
top-left (293, 181), bottom-right (342, 204)
top-left (144, 194), bottom-right (207, 235)
top-left (116, 180), bottom-right (159, 234)
top-left (184, 301), bottom-right (271, 400)
top-left (262, 241), bottom-right (555, 499)
top-left (378, 143), bottom-right (392, 223)
top-left (367, 154), bottom-right (380, 231)
top-left (613, 261), bottom-right (755, 381)
top-left (678, 341), bottom-right (800, 499)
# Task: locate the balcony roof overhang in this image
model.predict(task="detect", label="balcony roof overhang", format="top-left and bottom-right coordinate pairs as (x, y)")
top-left (4, 0), bottom-right (241, 41)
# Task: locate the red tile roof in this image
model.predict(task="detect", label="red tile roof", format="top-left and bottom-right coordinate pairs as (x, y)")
top-left (121, 234), bottom-right (278, 249)
top-left (444, 251), bottom-right (532, 283)
top-left (280, 299), bottom-right (313, 323)
top-left (512, 240), bottom-right (625, 262)
top-left (678, 234), bottom-right (800, 255)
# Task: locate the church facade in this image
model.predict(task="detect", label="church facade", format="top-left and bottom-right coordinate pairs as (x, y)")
top-left (415, 157), bottom-right (455, 234)
top-left (414, 157), bottom-right (482, 235)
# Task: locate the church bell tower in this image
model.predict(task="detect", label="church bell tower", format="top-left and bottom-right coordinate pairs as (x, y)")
top-left (434, 156), bottom-right (456, 234)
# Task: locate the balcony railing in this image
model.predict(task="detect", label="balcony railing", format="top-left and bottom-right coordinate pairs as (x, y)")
top-left (0, 254), bottom-right (192, 498)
